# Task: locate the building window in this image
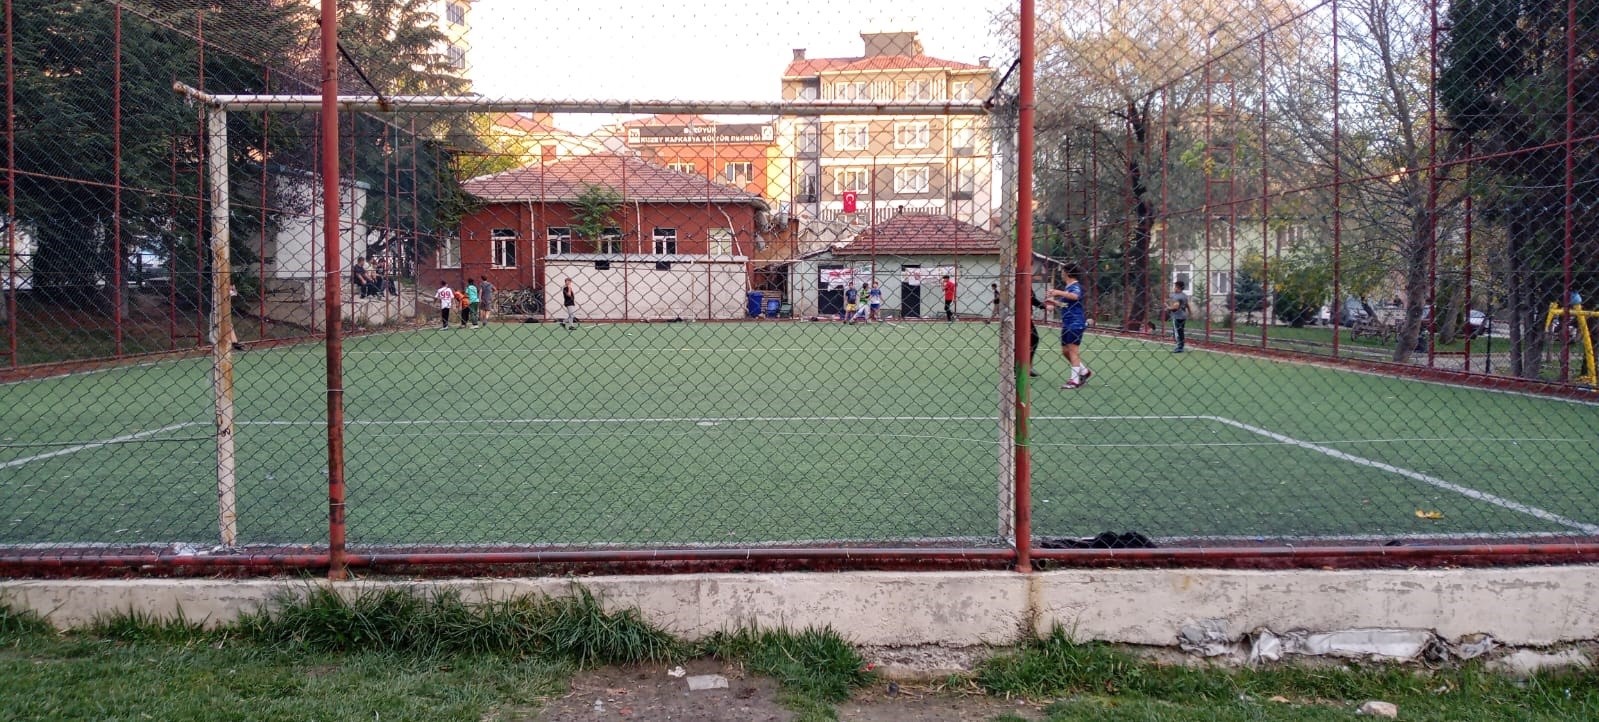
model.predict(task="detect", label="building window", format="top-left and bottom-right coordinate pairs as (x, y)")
top-left (953, 167), bottom-right (977, 200)
top-left (893, 121), bottom-right (930, 150)
top-left (600, 227), bottom-right (623, 255)
top-left (831, 80), bottom-right (870, 100)
top-left (1173, 264), bottom-right (1193, 288)
top-left (797, 173), bottom-right (819, 203)
top-left (446, 44), bottom-right (466, 70)
top-left (667, 161), bottom-right (697, 174)
top-left (491, 228), bottom-right (517, 268)
top-left (951, 80), bottom-right (976, 100)
top-left (446, 1), bottom-right (467, 25)
top-left (799, 125), bottom-right (820, 154)
top-left (834, 124), bottom-right (869, 151)
top-left (836, 168), bottom-right (870, 194)
top-left (438, 236), bottom-right (461, 268)
top-left (723, 162), bottom-right (754, 186)
top-left (547, 227), bottom-right (572, 255)
top-left (951, 122), bottom-right (976, 153)
top-left (902, 79), bottom-right (936, 101)
top-left (652, 228), bottom-right (678, 255)
top-left (710, 228), bottom-right (734, 256)
top-left (894, 166), bottom-right (931, 194)
top-left (1210, 270), bottom-right (1232, 296)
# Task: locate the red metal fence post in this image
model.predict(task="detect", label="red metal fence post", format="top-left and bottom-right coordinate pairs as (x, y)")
top-left (1013, 0), bottom-right (1037, 574)
top-left (321, 0), bottom-right (348, 581)
top-left (112, 5), bottom-right (123, 357)
top-left (3, 0), bottom-right (14, 368)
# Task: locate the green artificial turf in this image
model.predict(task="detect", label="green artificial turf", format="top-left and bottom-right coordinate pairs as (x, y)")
top-left (3, 321), bottom-right (1595, 547)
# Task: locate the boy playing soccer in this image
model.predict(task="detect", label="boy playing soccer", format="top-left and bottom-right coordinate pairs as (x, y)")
top-left (868, 280), bottom-right (884, 322)
top-left (465, 278), bottom-right (481, 329)
top-left (844, 283), bottom-right (859, 323)
top-left (1046, 263), bottom-right (1093, 389)
top-left (1167, 279), bottom-right (1190, 353)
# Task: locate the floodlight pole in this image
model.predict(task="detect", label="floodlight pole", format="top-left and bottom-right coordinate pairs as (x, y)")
top-left (206, 107), bottom-right (239, 548)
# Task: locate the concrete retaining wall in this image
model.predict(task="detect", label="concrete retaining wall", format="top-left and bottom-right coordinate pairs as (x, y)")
top-left (4, 567), bottom-right (1596, 647)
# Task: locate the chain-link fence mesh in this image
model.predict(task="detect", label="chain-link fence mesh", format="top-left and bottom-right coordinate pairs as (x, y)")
top-left (1, 0), bottom-right (1594, 573)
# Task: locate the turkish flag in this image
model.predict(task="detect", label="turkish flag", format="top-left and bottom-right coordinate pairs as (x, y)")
top-left (842, 191), bottom-right (857, 214)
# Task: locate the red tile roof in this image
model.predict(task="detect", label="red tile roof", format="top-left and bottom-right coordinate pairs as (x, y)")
top-left (784, 55), bottom-right (988, 77)
top-left (833, 214), bottom-right (1001, 256)
top-left (461, 155), bottom-right (766, 206)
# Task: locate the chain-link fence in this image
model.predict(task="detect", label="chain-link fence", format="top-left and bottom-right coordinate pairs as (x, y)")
top-left (1, 0), bottom-right (1595, 576)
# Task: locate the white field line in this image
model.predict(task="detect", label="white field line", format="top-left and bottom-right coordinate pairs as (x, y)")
top-left (1108, 330), bottom-right (1599, 409)
top-left (344, 345), bottom-right (989, 355)
top-left (239, 414), bottom-right (1198, 427)
top-left (1201, 415), bottom-right (1599, 534)
top-left (0, 422), bottom-right (202, 470)
top-left (1164, 531), bottom-right (1592, 543)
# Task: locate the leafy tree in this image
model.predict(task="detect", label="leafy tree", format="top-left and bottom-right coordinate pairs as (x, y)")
top-left (570, 185), bottom-right (622, 249)
top-left (10, 0), bottom-right (310, 310)
top-left (1440, 0), bottom-right (1598, 378)
top-left (1231, 254), bottom-right (1268, 321)
top-left (1272, 252), bottom-right (1331, 327)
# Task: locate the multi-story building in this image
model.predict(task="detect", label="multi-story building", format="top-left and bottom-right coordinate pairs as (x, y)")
top-left (620, 115), bottom-right (776, 196)
top-left (427, 0), bottom-right (473, 88)
top-left (773, 31), bottom-right (996, 230)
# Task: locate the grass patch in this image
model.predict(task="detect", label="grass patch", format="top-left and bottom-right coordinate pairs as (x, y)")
top-left (978, 626), bottom-right (1599, 721)
top-left (0, 602), bottom-right (53, 642)
top-left (701, 626), bottom-right (873, 721)
top-left (235, 585), bottom-right (682, 665)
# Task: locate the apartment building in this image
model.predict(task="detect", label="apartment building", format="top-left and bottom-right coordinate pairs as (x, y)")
top-left (773, 31), bottom-right (996, 230)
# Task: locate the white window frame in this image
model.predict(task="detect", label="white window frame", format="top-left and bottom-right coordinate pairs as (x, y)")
top-left (950, 122), bottom-right (976, 152)
top-left (836, 168), bottom-right (870, 194)
top-left (667, 161), bottom-right (697, 174)
top-left (799, 126), bottom-right (820, 154)
top-left (831, 80), bottom-right (869, 100)
top-left (490, 228), bottom-right (517, 268)
top-left (547, 226), bottom-right (572, 255)
top-left (893, 166), bottom-right (931, 194)
top-left (1173, 264), bottom-right (1193, 287)
top-left (709, 228), bottom-right (734, 256)
top-left (902, 79), bottom-right (936, 101)
top-left (652, 227), bottom-right (678, 255)
top-left (723, 162), bottom-right (754, 186)
top-left (600, 227), bottom-right (623, 255)
top-left (834, 123), bottom-right (869, 152)
top-left (893, 121), bottom-right (930, 150)
top-left (951, 80), bottom-right (976, 101)
top-left (446, 1), bottom-right (467, 25)
top-left (954, 166), bottom-right (977, 197)
top-left (446, 44), bottom-right (466, 70)
top-left (1210, 270), bottom-right (1232, 296)
top-left (437, 236), bottom-right (461, 269)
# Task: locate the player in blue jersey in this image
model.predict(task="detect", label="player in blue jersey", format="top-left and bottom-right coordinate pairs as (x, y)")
top-left (1045, 263), bottom-right (1093, 389)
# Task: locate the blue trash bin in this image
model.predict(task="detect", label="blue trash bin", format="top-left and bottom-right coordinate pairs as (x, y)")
top-left (765, 298), bottom-right (781, 318)
top-left (746, 291), bottom-right (764, 318)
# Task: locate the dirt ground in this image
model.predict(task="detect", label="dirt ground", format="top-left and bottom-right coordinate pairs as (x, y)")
top-left (527, 661), bottom-right (1043, 722)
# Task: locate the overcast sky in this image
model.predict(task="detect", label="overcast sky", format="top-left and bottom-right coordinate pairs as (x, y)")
top-left (468, 0), bottom-right (1014, 132)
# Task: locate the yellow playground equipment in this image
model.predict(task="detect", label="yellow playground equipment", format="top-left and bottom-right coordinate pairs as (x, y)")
top-left (1543, 303), bottom-right (1597, 386)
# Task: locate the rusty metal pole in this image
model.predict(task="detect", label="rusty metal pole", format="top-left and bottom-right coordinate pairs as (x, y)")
top-left (1331, 0), bottom-right (1343, 358)
top-left (207, 107), bottom-right (238, 547)
top-left (112, 4), bottom-right (123, 357)
top-left (1560, 0), bottom-right (1576, 381)
top-left (1260, 34), bottom-right (1271, 348)
top-left (4, 0), bottom-right (15, 368)
top-left (1013, 0), bottom-right (1036, 573)
top-left (320, 0), bottom-right (348, 581)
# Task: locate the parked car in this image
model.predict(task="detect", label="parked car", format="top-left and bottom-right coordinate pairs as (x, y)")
top-left (1314, 296), bottom-right (1370, 326)
top-left (1464, 309), bottom-right (1490, 339)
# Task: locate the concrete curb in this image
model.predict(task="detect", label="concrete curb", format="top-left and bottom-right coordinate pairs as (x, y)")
top-left (4, 566), bottom-right (1597, 647)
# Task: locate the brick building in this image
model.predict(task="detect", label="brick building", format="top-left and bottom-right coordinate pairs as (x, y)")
top-left (419, 154), bottom-right (770, 320)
